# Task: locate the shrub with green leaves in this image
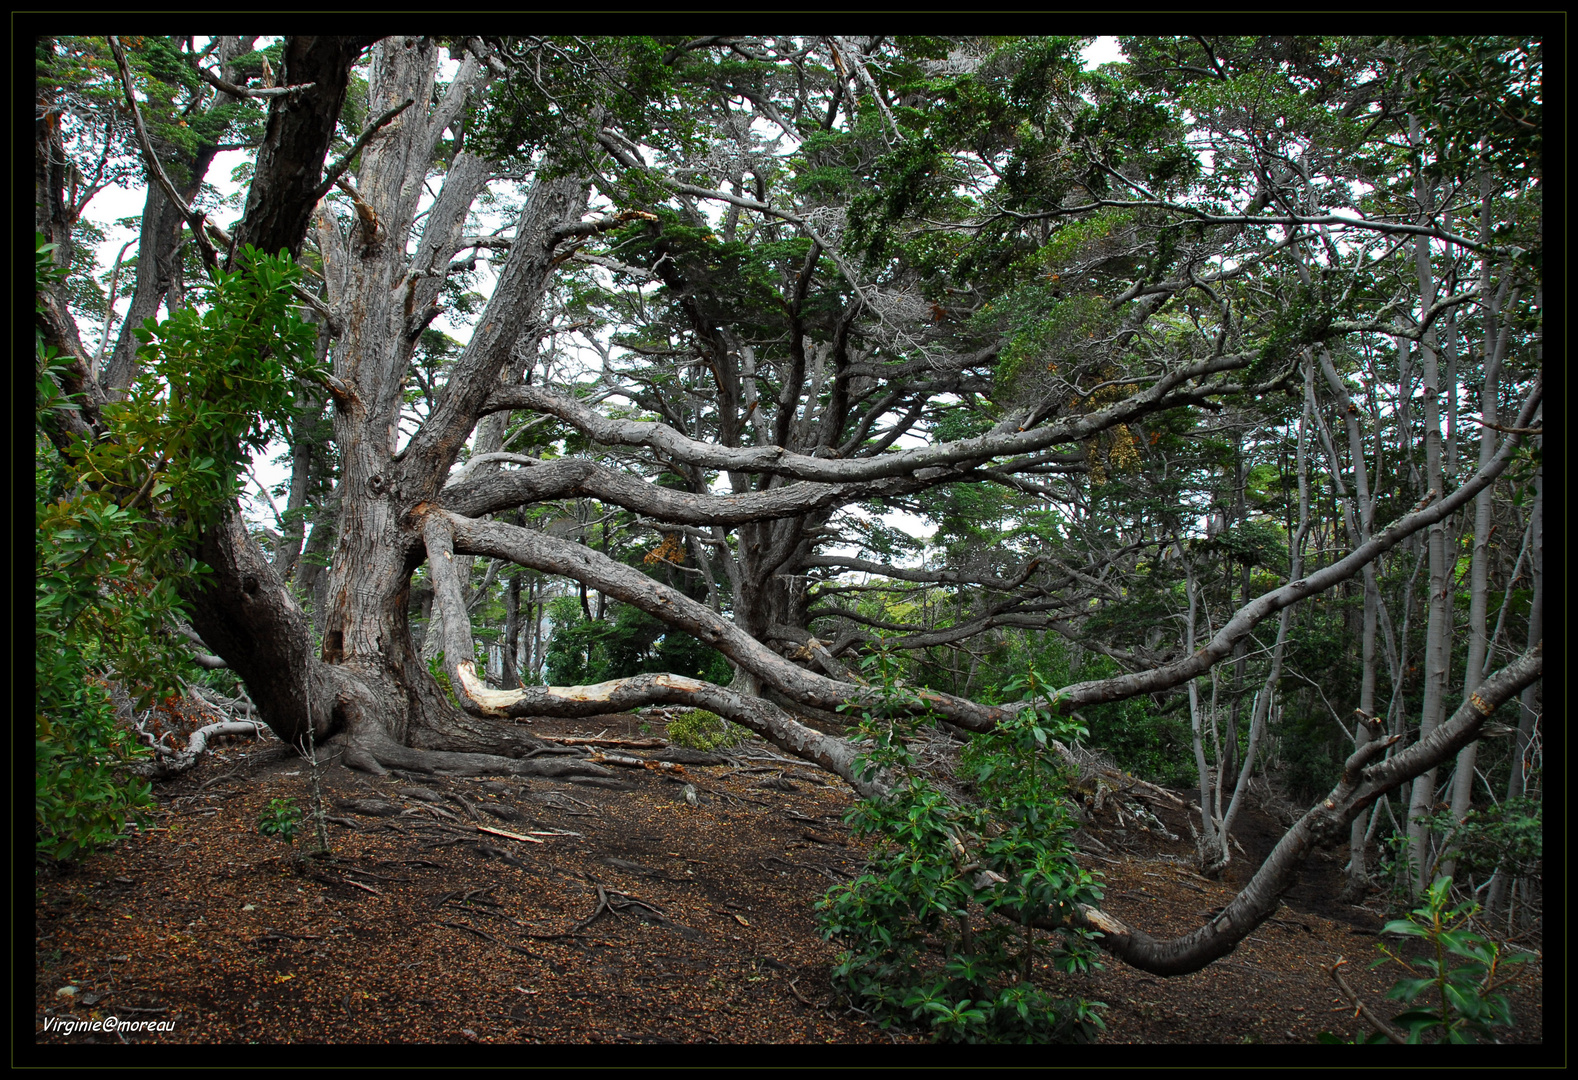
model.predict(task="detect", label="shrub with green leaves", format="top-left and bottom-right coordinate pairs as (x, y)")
top-left (817, 650), bottom-right (1107, 1043)
top-left (1424, 796), bottom-right (1542, 883)
top-left (35, 236), bottom-right (320, 861)
top-left (665, 709), bottom-right (747, 752)
top-left (257, 797), bottom-right (304, 844)
top-left (427, 652), bottom-right (460, 708)
top-left (1321, 876), bottom-right (1531, 1044)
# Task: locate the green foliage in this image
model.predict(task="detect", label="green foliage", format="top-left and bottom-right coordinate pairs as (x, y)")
top-left (544, 597), bottom-right (733, 687)
top-left (847, 136), bottom-right (949, 260)
top-left (1321, 877), bottom-right (1531, 1044)
top-left (1195, 519), bottom-right (1290, 572)
top-left (33, 678), bottom-right (153, 864)
top-left (818, 646), bottom-right (1106, 1043)
top-left (1081, 698), bottom-right (1194, 789)
top-left (969, 636), bottom-right (1190, 788)
top-left (426, 652), bottom-right (460, 708)
top-left (1424, 796), bottom-right (1542, 882)
top-left (36, 237), bottom-right (319, 861)
top-left (665, 709), bottom-right (747, 752)
top-left (257, 797), bottom-right (304, 845)
top-left (1400, 37), bottom-right (1541, 185)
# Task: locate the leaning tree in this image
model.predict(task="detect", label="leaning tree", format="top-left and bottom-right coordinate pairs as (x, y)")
top-left (36, 34), bottom-right (1541, 975)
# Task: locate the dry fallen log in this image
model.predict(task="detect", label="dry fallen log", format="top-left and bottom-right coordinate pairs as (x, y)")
top-left (589, 752), bottom-right (687, 774)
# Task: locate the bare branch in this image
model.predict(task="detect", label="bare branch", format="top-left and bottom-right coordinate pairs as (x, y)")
top-left (436, 509), bottom-right (1014, 732)
top-left (107, 36), bottom-right (220, 273)
top-left (314, 97), bottom-right (416, 200)
top-left (188, 53), bottom-right (315, 100)
top-left (483, 351), bottom-right (1256, 484)
top-left (1066, 642), bottom-right (1541, 975)
top-left (1052, 381), bottom-right (1540, 712)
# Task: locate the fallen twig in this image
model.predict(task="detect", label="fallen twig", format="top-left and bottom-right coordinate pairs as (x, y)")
top-left (786, 978), bottom-right (830, 1008)
top-left (1325, 957), bottom-right (1407, 1044)
top-left (310, 872), bottom-right (382, 896)
top-left (477, 824), bottom-right (545, 845)
top-left (762, 856), bottom-right (845, 883)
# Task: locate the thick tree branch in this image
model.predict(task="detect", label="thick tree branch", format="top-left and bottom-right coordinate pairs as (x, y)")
top-left (482, 351), bottom-right (1256, 483)
top-left (433, 509), bottom-right (1014, 731)
top-left (452, 667), bottom-right (882, 798)
top-left (1065, 643), bottom-right (1541, 975)
top-left (438, 455), bottom-right (932, 526)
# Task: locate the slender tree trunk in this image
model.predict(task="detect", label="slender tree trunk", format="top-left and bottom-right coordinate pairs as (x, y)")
top-left (502, 574), bottom-right (521, 689)
top-left (1487, 460), bottom-right (1541, 919)
top-left (1445, 171), bottom-right (1518, 884)
top-left (1405, 119), bottom-right (1451, 897)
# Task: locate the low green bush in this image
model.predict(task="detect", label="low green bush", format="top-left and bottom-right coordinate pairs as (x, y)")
top-left (817, 652), bottom-right (1107, 1043)
top-left (1320, 876), bottom-right (1532, 1043)
top-left (257, 797), bottom-right (304, 845)
top-left (665, 709), bottom-right (747, 752)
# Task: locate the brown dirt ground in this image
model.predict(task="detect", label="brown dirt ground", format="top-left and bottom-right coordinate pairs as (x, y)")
top-left (33, 712), bottom-right (1544, 1055)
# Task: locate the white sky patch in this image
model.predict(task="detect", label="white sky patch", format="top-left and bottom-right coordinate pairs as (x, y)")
top-left (1081, 37), bottom-right (1123, 69)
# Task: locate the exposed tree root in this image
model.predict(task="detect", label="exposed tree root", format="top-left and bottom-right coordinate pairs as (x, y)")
top-left (129, 720), bottom-right (270, 779)
top-left (340, 733), bottom-right (615, 779)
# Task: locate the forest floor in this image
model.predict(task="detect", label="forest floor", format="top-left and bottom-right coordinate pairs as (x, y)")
top-left (34, 711), bottom-right (1544, 1053)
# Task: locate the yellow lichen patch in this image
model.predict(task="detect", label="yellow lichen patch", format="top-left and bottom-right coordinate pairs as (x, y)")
top-left (644, 533), bottom-right (687, 565)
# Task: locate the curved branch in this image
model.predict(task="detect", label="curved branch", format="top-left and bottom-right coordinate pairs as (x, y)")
top-left (1067, 642), bottom-right (1541, 975)
top-left (188, 54), bottom-right (315, 100)
top-left (484, 351), bottom-right (1255, 483)
top-left (805, 553), bottom-right (1046, 592)
top-left (129, 719), bottom-right (269, 778)
top-left (438, 455), bottom-right (930, 525)
top-left (422, 511), bottom-right (877, 792)
top-left (434, 509), bottom-right (1014, 731)
top-left (452, 666), bottom-right (882, 798)
top-left (996, 197), bottom-right (1517, 258)
top-left (107, 36), bottom-right (220, 273)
